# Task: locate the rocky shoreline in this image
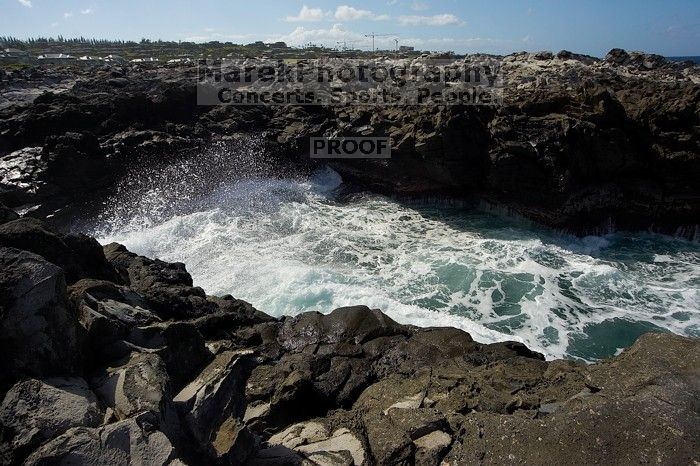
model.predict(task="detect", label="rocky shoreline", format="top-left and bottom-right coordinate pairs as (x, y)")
top-left (0, 207), bottom-right (698, 465)
top-left (1, 49), bottom-right (699, 238)
top-left (1, 49), bottom-right (699, 464)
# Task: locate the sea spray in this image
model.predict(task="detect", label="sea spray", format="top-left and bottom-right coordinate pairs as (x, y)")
top-left (94, 167), bottom-right (700, 361)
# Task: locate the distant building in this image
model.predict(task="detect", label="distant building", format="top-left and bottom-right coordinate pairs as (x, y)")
top-left (399, 46), bottom-right (415, 52)
top-left (78, 55), bottom-right (102, 63)
top-left (4, 48), bottom-right (30, 57)
top-left (37, 53), bottom-right (75, 64)
top-left (103, 55), bottom-right (126, 63)
top-left (0, 48), bottom-right (33, 63)
top-left (131, 57), bottom-right (159, 63)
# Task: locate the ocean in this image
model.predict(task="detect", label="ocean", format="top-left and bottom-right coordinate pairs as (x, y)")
top-left (668, 56), bottom-right (700, 64)
top-left (93, 158), bottom-right (700, 363)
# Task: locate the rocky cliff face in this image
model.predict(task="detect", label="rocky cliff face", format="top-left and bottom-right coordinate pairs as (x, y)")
top-left (0, 207), bottom-right (698, 465)
top-left (1, 49), bottom-right (698, 238)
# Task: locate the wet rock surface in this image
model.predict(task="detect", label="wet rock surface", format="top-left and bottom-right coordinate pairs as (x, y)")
top-left (0, 206), bottom-right (697, 465)
top-left (1, 50), bottom-right (698, 237)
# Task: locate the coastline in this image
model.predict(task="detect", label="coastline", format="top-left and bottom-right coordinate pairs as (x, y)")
top-left (1, 210), bottom-right (698, 464)
top-left (1, 47), bottom-right (699, 464)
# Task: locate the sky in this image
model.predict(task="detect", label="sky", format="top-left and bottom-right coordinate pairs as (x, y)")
top-left (2, 0), bottom-right (699, 56)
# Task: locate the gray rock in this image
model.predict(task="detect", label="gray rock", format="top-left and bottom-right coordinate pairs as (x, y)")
top-left (413, 430), bottom-right (452, 466)
top-left (23, 412), bottom-right (182, 466)
top-left (247, 445), bottom-right (304, 466)
top-left (278, 306), bottom-right (407, 352)
top-left (0, 218), bottom-right (120, 284)
top-left (0, 377), bottom-right (102, 463)
top-left (92, 352), bottom-right (171, 420)
top-left (103, 243), bottom-right (216, 318)
top-left (71, 279), bottom-right (161, 362)
top-left (128, 322), bottom-right (213, 390)
top-left (0, 247), bottom-right (80, 391)
top-left (269, 421), bottom-right (366, 466)
top-left (0, 202), bottom-right (18, 225)
top-left (173, 350), bottom-right (257, 463)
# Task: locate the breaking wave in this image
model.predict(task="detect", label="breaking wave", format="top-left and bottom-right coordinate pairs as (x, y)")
top-left (93, 163), bottom-right (700, 361)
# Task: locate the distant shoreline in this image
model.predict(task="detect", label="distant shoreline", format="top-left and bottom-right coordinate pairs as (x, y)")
top-left (668, 56), bottom-right (700, 64)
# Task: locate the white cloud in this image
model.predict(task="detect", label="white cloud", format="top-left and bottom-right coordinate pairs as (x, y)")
top-left (334, 5), bottom-right (388, 21)
top-left (182, 32), bottom-right (255, 43)
top-left (411, 1), bottom-right (429, 11)
top-left (18, 0), bottom-right (32, 7)
top-left (64, 12), bottom-right (74, 18)
top-left (398, 14), bottom-right (461, 26)
top-left (267, 24), bottom-right (373, 48)
top-left (80, 8), bottom-right (94, 15)
top-left (285, 5), bottom-right (325, 22)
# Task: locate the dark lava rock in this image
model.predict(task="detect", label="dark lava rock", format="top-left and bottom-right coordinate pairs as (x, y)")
top-left (0, 377), bottom-right (103, 464)
top-left (0, 218), bottom-right (119, 284)
top-left (0, 203), bottom-right (18, 225)
top-left (23, 411), bottom-right (182, 465)
top-left (278, 305), bottom-right (408, 351)
top-left (104, 242), bottom-right (215, 318)
top-left (0, 247), bottom-right (80, 392)
top-left (0, 231), bottom-right (696, 465)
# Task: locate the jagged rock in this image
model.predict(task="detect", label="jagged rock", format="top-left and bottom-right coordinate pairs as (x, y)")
top-left (278, 305), bottom-right (407, 352)
top-left (128, 322), bottom-right (213, 390)
top-left (23, 412), bottom-right (182, 466)
top-left (245, 349), bottom-right (373, 433)
top-left (441, 333), bottom-right (700, 465)
top-left (0, 377), bottom-right (103, 464)
top-left (605, 48), bottom-right (631, 65)
top-left (92, 352), bottom-right (172, 420)
top-left (247, 446), bottom-right (305, 466)
top-left (413, 430), bottom-right (452, 465)
top-left (190, 295), bottom-right (276, 340)
top-left (70, 279), bottom-right (161, 362)
top-left (0, 247), bottom-right (80, 391)
top-left (104, 243), bottom-right (216, 318)
top-left (173, 350), bottom-right (257, 463)
top-left (269, 421), bottom-right (366, 466)
top-left (0, 202), bottom-right (18, 225)
top-left (0, 218), bottom-right (119, 284)
top-left (364, 412), bottom-right (414, 464)
top-left (0, 147), bottom-right (48, 205)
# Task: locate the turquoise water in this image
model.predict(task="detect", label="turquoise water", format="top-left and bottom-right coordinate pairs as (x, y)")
top-left (95, 167), bottom-right (700, 362)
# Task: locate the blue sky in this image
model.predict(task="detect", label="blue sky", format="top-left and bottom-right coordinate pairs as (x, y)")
top-left (2, 0), bottom-right (699, 56)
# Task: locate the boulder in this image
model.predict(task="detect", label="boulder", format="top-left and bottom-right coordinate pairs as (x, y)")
top-left (191, 295), bottom-right (276, 340)
top-left (0, 247), bottom-right (80, 391)
top-left (278, 306), bottom-right (407, 352)
top-left (0, 147), bottom-right (48, 206)
top-left (70, 279), bottom-right (161, 363)
top-left (104, 243), bottom-right (216, 318)
top-left (92, 352), bottom-right (172, 420)
top-left (173, 350), bottom-right (258, 463)
top-left (23, 412), bottom-right (182, 466)
top-left (441, 333), bottom-right (700, 465)
top-left (269, 421), bottom-right (366, 466)
top-left (413, 430), bottom-right (452, 465)
top-left (0, 218), bottom-right (119, 284)
top-left (128, 322), bottom-right (213, 390)
top-left (0, 377), bottom-right (102, 464)
top-left (0, 202), bottom-right (18, 225)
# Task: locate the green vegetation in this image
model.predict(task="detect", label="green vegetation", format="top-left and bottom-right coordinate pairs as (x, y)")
top-left (0, 36), bottom-right (440, 61)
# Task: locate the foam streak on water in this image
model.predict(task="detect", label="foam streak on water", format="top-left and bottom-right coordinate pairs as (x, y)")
top-left (96, 167), bottom-right (700, 361)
